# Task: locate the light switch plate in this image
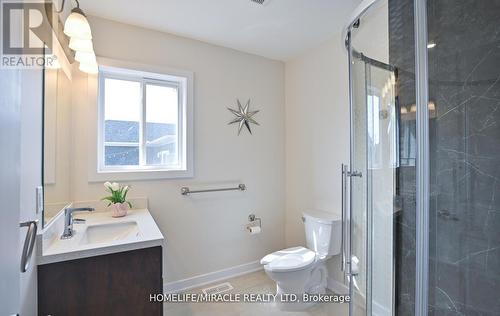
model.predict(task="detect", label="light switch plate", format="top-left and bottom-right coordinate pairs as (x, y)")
top-left (36, 186), bottom-right (43, 214)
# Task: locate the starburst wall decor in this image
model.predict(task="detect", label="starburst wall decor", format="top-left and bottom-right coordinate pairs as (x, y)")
top-left (227, 99), bottom-right (260, 135)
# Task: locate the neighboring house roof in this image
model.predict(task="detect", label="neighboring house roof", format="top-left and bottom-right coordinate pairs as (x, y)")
top-left (105, 120), bottom-right (176, 143)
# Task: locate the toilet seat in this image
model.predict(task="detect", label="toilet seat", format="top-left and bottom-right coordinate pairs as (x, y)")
top-left (261, 246), bottom-right (316, 272)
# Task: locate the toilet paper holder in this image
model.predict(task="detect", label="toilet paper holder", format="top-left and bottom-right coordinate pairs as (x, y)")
top-left (247, 214), bottom-right (261, 231)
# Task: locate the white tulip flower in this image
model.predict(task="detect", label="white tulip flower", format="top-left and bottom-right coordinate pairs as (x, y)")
top-left (111, 182), bottom-right (120, 191)
top-left (104, 181), bottom-right (112, 190)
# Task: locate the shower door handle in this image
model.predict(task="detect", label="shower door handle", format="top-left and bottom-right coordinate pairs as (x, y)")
top-left (341, 164), bottom-right (348, 272)
top-left (20, 220), bottom-right (38, 273)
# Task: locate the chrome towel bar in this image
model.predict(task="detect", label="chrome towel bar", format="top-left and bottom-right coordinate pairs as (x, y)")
top-left (181, 184), bottom-right (246, 196)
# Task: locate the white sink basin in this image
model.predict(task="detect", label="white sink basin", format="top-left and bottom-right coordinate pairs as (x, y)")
top-left (39, 209), bottom-right (164, 265)
top-left (79, 221), bottom-right (141, 245)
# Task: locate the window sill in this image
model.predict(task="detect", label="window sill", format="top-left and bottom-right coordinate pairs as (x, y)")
top-left (88, 168), bottom-right (194, 182)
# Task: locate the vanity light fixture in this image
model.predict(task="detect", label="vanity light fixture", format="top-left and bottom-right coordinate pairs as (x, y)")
top-left (68, 37), bottom-right (93, 52)
top-left (427, 42), bottom-right (436, 49)
top-left (58, 0), bottom-right (98, 74)
top-left (76, 50), bottom-right (98, 73)
top-left (75, 51), bottom-right (96, 64)
top-left (63, 4), bottom-right (92, 39)
top-left (78, 60), bottom-right (98, 74)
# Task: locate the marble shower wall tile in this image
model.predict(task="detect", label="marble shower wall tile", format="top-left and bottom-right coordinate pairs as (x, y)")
top-left (390, 0), bottom-right (500, 315)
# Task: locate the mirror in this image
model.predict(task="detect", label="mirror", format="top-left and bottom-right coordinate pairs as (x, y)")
top-left (43, 63), bottom-right (72, 226)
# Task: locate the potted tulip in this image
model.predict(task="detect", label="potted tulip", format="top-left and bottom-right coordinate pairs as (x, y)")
top-left (102, 182), bottom-right (132, 218)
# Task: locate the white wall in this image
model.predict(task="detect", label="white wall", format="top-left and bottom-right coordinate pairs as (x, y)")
top-left (284, 35), bottom-right (350, 285)
top-left (71, 16), bottom-right (286, 283)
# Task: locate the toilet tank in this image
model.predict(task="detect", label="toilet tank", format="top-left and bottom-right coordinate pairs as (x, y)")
top-left (303, 210), bottom-right (341, 258)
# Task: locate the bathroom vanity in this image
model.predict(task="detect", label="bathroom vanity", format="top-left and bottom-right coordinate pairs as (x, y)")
top-left (37, 208), bottom-right (164, 316)
top-left (39, 48), bottom-right (165, 315)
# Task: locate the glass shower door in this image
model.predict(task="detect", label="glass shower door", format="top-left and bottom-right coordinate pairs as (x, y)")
top-left (347, 36), bottom-right (397, 316)
top-left (347, 49), bottom-right (368, 316)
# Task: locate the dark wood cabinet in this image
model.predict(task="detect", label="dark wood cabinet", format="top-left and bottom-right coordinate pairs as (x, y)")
top-left (38, 246), bottom-right (163, 316)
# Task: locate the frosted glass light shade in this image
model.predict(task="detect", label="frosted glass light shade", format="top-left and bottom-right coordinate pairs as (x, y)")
top-left (69, 37), bottom-right (94, 53)
top-left (79, 61), bottom-right (98, 74)
top-left (75, 51), bottom-right (96, 64)
top-left (64, 10), bottom-right (92, 40)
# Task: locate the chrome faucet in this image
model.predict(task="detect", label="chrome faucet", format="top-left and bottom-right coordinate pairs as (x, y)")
top-left (61, 207), bottom-right (95, 239)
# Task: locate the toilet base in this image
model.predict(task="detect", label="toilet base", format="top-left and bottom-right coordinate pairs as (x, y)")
top-left (271, 264), bottom-right (328, 311)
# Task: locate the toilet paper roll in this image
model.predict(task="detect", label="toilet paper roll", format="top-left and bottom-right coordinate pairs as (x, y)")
top-left (248, 226), bottom-right (261, 235)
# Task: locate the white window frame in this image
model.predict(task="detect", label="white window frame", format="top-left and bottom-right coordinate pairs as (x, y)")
top-left (90, 59), bottom-right (194, 181)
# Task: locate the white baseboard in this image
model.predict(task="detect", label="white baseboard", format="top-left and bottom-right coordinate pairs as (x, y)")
top-left (327, 277), bottom-right (349, 295)
top-left (164, 260), bottom-right (263, 293)
top-left (165, 263), bottom-right (369, 302)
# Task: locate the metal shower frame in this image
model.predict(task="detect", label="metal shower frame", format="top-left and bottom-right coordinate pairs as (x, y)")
top-left (342, 0), bottom-right (430, 315)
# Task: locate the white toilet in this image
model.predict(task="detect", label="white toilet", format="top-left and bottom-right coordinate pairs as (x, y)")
top-left (260, 210), bottom-right (341, 310)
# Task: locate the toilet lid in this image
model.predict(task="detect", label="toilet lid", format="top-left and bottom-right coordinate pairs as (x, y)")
top-left (262, 246), bottom-right (316, 272)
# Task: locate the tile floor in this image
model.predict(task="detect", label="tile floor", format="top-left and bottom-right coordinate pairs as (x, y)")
top-left (164, 270), bottom-right (349, 316)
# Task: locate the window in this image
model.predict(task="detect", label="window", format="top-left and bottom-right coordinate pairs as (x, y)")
top-left (97, 65), bottom-right (193, 177)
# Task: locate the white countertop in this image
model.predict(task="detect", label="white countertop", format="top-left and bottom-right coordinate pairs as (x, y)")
top-left (37, 209), bottom-right (164, 265)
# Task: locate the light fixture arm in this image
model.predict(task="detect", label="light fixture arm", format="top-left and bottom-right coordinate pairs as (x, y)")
top-left (56, 0), bottom-right (81, 14)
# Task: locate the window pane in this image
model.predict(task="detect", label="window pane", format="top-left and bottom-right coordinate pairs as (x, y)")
top-left (145, 84), bottom-right (179, 166)
top-left (104, 146), bottom-right (139, 166)
top-left (104, 78), bottom-right (141, 166)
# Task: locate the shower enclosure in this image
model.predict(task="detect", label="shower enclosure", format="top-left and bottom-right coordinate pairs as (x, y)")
top-left (342, 0), bottom-right (500, 315)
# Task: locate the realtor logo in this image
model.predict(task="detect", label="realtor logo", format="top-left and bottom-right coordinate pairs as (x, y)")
top-left (1, 1), bottom-right (56, 68)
